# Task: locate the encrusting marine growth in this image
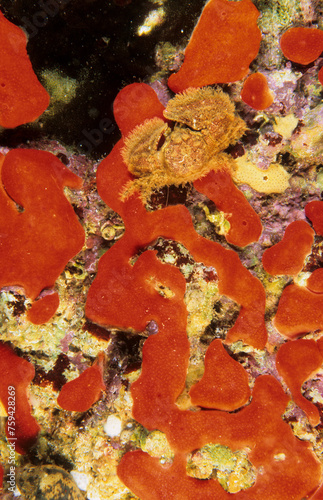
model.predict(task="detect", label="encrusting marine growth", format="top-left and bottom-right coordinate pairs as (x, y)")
top-left (85, 81), bottom-right (321, 498)
top-left (0, 149), bottom-right (85, 323)
top-left (0, 10), bottom-right (49, 128)
top-left (2, 0), bottom-right (323, 498)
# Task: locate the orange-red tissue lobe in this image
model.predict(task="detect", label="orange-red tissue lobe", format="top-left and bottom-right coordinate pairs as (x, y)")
top-left (0, 343), bottom-right (40, 454)
top-left (26, 292), bottom-right (60, 325)
top-left (305, 200), bottom-right (323, 235)
top-left (0, 149), bottom-right (85, 302)
top-left (57, 353), bottom-right (106, 412)
top-left (194, 169), bottom-right (262, 247)
top-left (274, 284), bottom-right (323, 338)
top-left (280, 27), bottom-right (323, 65)
top-left (276, 339), bottom-right (323, 426)
top-left (307, 268), bottom-right (323, 293)
top-left (168, 0), bottom-right (261, 93)
top-left (0, 10), bottom-right (50, 128)
top-left (113, 82), bottom-right (165, 138)
top-left (262, 220), bottom-right (314, 276)
top-left (189, 339), bottom-right (250, 410)
top-left (241, 73), bottom-right (274, 110)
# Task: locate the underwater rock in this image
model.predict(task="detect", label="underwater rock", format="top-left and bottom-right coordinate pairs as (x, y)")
top-left (17, 465), bottom-right (85, 500)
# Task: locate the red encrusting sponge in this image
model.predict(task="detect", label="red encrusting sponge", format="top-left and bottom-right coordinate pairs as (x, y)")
top-left (241, 73), bottom-right (274, 110)
top-left (280, 27), bottom-right (323, 65)
top-left (26, 292), bottom-right (60, 325)
top-left (262, 220), bottom-right (314, 276)
top-left (0, 343), bottom-right (40, 454)
top-left (305, 200), bottom-right (323, 235)
top-left (189, 339), bottom-right (251, 410)
top-left (276, 339), bottom-right (323, 426)
top-left (274, 284), bottom-right (323, 338)
top-left (0, 149), bottom-right (85, 322)
top-left (168, 0), bottom-right (261, 93)
top-left (306, 268), bottom-right (323, 293)
top-left (0, 10), bottom-right (50, 128)
top-left (57, 353), bottom-right (106, 412)
top-left (194, 169), bottom-right (263, 248)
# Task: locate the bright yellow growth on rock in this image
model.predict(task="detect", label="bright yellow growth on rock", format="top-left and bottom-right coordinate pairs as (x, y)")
top-left (121, 86), bottom-right (246, 201)
top-left (273, 114), bottom-right (298, 139)
top-left (141, 430), bottom-right (173, 459)
top-left (203, 206), bottom-right (231, 236)
top-left (233, 156), bottom-right (290, 194)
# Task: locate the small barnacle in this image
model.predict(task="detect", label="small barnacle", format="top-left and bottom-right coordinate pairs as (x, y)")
top-left (121, 86), bottom-right (247, 201)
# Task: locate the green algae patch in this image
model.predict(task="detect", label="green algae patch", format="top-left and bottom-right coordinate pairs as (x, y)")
top-left (187, 444), bottom-right (256, 493)
top-left (42, 69), bottom-right (78, 106)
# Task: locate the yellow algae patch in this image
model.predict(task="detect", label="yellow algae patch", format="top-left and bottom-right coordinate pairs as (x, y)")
top-left (273, 114), bottom-right (298, 139)
top-left (141, 430), bottom-right (173, 459)
top-left (291, 104), bottom-right (323, 157)
top-left (233, 156), bottom-right (290, 194)
top-left (41, 69), bottom-right (78, 105)
top-left (203, 206), bottom-right (230, 236)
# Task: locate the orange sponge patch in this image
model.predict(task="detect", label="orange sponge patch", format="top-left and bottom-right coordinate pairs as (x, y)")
top-left (26, 292), bottom-right (60, 325)
top-left (280, 27), bottom-right (323, 65)
top-left (305, 200), bottom-right (323, 235)
top-left (168, 0), bottom-right (261, 93)
top-left (119, 376), bottom-right (321, 499)
top-left (276, 339), bottom-right (323, 426)
top-left (113, 82), bottom-right (165, 138)
top-left (0, 149), bottom-right (85, 309)
top-left (0, 10), bottom-right (49, 128)
top-left (274, 284), bottom-right (323, 338)
top-left (189, 339), bottom-right (251, 411)
top-left (262, 220), bottom-right (314, 276)
top-left (57, 353), bottom-right (106, 412)
top-left (194, 169), bottom-right (263, 248)
top-left (0, 343), bottom-right (40, 454)
top-left (306, 268), bottom-right (323, 293)
top-left (241, 73), bottom-right (274, 110)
